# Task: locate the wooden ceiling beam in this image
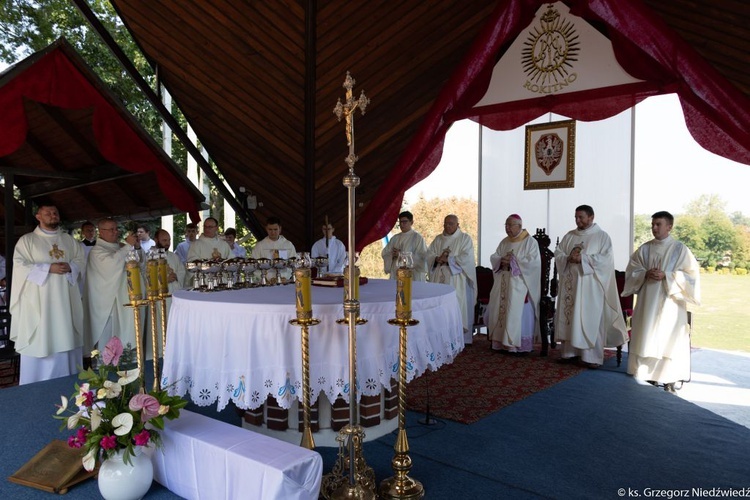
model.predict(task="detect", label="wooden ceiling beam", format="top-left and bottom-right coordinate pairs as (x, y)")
top-left (18, 164), bottom-right (139, 198)
top-left (24, 131), bottom-right (67, 172)
top-left (38, 104), bottom-right (103, 163)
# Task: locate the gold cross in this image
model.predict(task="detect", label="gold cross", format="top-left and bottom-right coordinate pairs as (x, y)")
top-left (49, 244), bottom-right (65, 260)
top-left (333, 72), bottom-right (370, 171)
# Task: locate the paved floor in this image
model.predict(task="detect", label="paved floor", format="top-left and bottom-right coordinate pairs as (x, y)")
top-left (673, 348), bottom-right (750, 429)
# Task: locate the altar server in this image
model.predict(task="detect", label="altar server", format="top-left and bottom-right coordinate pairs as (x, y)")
top-left (621, 211), bottom-right (700, 391)
top-left (381, 211), bottom-right (428, 281)
top-left (311, 220), bottom-right (346, 274)
top-left (252, 216), bottom-right (296, 281)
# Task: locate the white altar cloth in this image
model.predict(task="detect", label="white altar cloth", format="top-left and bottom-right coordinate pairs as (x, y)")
top-left (153, 410), bottom-right (322, 500)
top-left (162, 280), bottom-right (463, 411)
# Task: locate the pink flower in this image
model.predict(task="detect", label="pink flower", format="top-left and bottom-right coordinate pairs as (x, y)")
top-left (102, 337), bottom-right (123, 366)
top-left (67, 426), bottom-right (89, 448)
top-left (100, 435), bottom-right (118, 450)
top-left (133, 429), bottom-right (150, 446)
top-left (81, 391), bottom-right (94, 407)
top-left (129, 394), bottom-right (161, 422)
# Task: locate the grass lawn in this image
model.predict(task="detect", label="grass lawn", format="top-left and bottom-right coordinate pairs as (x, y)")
top-left (690, 273), bottom-right (750, 352)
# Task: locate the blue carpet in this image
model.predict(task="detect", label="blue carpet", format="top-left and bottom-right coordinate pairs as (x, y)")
top-left (2, 353), bottom-right (749, 499)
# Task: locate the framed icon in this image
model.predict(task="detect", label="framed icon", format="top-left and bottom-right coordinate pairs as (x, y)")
top-left (524, 119), bottom-right (576, 190)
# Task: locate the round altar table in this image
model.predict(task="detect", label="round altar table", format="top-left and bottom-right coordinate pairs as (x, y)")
top-left (162, 279), bottom-right (463, 445)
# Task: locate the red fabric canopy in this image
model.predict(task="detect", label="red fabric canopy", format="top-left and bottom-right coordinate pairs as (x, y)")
top-left (0, 46), bottom-right (201, 223)
top-left (356, 0), bottom-right (750, 250)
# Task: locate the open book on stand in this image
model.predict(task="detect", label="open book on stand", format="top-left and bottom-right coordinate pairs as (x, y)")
top-left (312, 276), bottom-right (369, 287)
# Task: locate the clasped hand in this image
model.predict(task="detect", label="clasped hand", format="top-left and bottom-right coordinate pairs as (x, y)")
top-left (50, 262), bottom-right (71, 274)
top-left (500, 253), bottom-right (512, 270)
top-left (647, 268), bottom-right (664, 281)
top-left (568, 250), bottom-right (582, 264)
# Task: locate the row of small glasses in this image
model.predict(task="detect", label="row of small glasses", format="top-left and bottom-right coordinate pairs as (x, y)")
top-left (185, 255), bottom-right (328, 291)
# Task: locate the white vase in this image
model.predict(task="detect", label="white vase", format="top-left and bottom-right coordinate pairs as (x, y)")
top-left (97, 448), bottom-right (154, 500)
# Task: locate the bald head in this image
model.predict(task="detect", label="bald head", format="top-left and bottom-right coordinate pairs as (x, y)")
top-left (443, 215), bottom-right (459, 235)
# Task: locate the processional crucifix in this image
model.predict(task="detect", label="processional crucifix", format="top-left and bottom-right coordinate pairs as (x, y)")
top-left (333, 71), bottom-right (370, 172)
top-left (321, 73), bottom-right (377, 500)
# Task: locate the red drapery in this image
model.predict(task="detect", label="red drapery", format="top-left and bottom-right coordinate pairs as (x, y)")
top-left (355, 0), bottom-right (750, 250)
top-left (0, 47), bottom-right (201, 223)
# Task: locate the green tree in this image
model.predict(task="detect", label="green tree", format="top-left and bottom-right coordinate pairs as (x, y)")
top-left (732, 226), bottom-right (750, 269)
top-left (633, 213), bottom-right (652, 248)
top-left (684, 194), bottom-right (727, 219)
top-left (676, 195), bottom-right (746, 268)
top-left (730, 211), bottom-right (750, 227)
top-left (674, 214), bottom-right (706, 262)
top-left (702, 212), bottom-right (737, 266)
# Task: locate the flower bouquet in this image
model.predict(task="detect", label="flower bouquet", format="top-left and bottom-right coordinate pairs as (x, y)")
top-left (54, 337), bottom-right (187, 472)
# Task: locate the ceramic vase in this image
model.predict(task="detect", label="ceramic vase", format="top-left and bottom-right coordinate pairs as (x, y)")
top-left (97, 448), bottom-right (154, 500)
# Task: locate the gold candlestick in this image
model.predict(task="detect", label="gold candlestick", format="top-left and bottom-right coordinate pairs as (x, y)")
top-left (289, 317), bottom-right (320, 449)
top-left (149, 298), bottom-right (160, 392)
top-left (124, 300), bottom-right (147, 390)
top-left (291, 265), bottom-right (319, 449)
top-left (380, 317), bottom-right (423, 499)
top-left (125, 249), bottom-right (147, 390)
top-left (159, 298), bottom-right (168, 362)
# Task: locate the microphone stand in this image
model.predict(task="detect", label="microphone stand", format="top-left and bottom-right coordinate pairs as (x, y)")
top-left (418, 370), bottom-right (436, 426)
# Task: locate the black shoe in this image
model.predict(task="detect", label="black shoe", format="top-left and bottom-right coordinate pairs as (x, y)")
top-left (556, 356), bottom-right (578, 364)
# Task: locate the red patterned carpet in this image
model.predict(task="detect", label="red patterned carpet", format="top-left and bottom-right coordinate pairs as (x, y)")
top-left (406, 334), bottom-right (596, 424)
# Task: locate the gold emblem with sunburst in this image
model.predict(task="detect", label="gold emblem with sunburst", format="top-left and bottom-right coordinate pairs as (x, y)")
top-left (522, 5), bottom-right (580, 94)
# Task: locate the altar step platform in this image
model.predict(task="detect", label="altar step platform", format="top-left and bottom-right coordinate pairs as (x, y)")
top-left (242, 383), bottom-right (400, 447)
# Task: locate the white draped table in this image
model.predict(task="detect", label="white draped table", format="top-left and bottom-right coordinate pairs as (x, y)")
top-left (154, 410), bottom-right (322, 500)
top-left (162, 280), bottom-right (463, 415)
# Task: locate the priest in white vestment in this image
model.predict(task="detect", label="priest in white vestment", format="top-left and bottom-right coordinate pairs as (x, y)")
top-left (381, 211), bottom-right (428, 281)
top-left (10, 204), bottom-right (85, 384)
top-left (224, 227), bottom-right (248, 259)
top-left (146, 229), bottom-right (187, 359)
top-left (621, 211), bottom-right (700, 390)
top-left (84, 219), bottom-right (143, 352)
top-left (187, 217), bottom-right (231, 261)
top-left (78, 220), bottom-right (97, 295)
top-left (427, 214), bottom-right (477, 343)
top-left (487, 214), bottom-right (542, 354)
top-left (554, 205), bottom-right (628, 367)
top-left (311, 222), bottom-right (346, 274)
top-left (175, 223), bottom-right (198, 264)
top-left (251, 216), bottom-right (297, 281)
